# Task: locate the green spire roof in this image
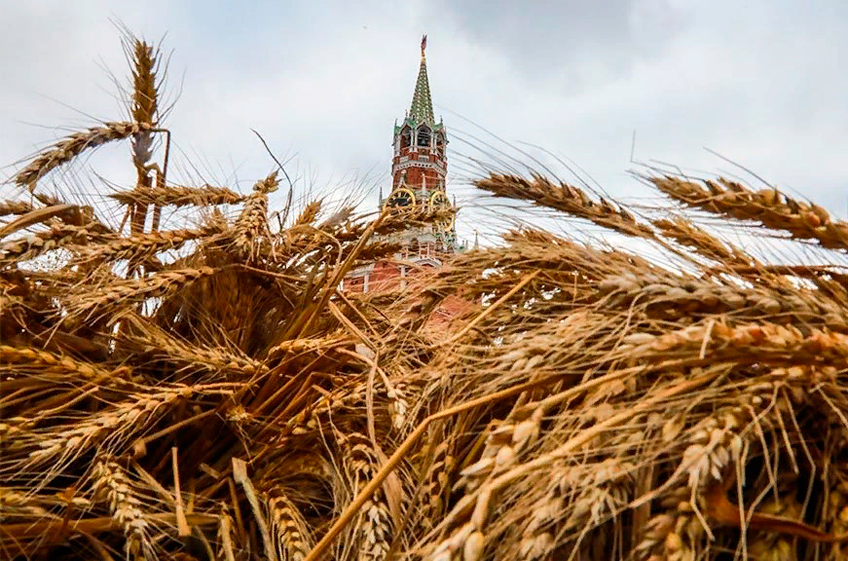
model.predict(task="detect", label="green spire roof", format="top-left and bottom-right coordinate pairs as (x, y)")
top-left (409, 35), bottom-right (435, 124)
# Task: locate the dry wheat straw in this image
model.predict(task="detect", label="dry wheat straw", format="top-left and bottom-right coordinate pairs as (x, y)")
top-left (68, 266), bottom-right (217, 319)
top-left (294, 201), bottom-right (322, 227)
top-left (110, 184), bottom-right (245, 208)
top-left (0, 200), bottom-right (34, 217)
top-left (11, 27), bottom-right (848, 561)
top-left (77, 225), bottom-right (223, 264)
top-left (21, 387), bottom-right (191, 477)
top-left (216, 501), bottom-right (237, 561)
top-left (651, 174), bottom-right (848, 249)
top-left (92, 458), bottom-right (153, 560)
top-left (0, 344), bottom-right (119, 381)
top-left (228, 172), bottom-right (279, 260)
top-left (597, 269), bottom-right (848, 329)
top-left (475, 173), bottom-right (655, 237)
top-left (0, 222), bottom-right (109, 265)
top-left (267, 489), bottom-right (313, 561)
top-left (652, 216), bottom-right (755, 268)
top-left (119, 316), bottom-right (268, 378)
top-left (341, 432), bottom-right (394, 560)
top-left (620, 321), bottom-right (848, 366)
top-left (14, 122), bottom-right (155, 188)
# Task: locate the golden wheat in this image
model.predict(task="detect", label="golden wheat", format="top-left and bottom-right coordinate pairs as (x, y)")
top-left (5, 28), bottom-right (848, 561)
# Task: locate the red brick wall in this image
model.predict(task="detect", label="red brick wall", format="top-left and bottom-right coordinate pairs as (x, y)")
top-left (342, 259), bottom-right (479, 332)
top-left (343, 260), bottom-right (417, 294)
top-left (391, 144), bottom-right (447, 195)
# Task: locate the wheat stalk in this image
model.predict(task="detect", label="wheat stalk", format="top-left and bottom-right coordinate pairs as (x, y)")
top-left (0, 344), bottom-right (121, 381)
top-left (118, 313), bottom-right (268, 378)
top-left (19, 387), bottom-right (191, 478)
top-left (266, 489), bottom-right (313, 561)
top-left (227, 172), bottom-right (279, 261)
top-left (0, 200), bottom-right (34, 217)
top-left (67, 266), bottom-right (218, 320)
top-left (91, 458), bottom-right (153, 560)
top-left (652, 216), bottom-right (756, 268)
top-left (293, 201), bottom-right (322, 227)
top-left (14, 122), bottom-right (155, 188)
top-left (620, 321), bottom-right (848, 367)
top-left (596, 270), bottom-right (848, 330)
top-left (0, 222), bottom-right (110, 266)
top-left (340, 432), bottom-right (394, 561)
top-left (110, 184), bottom-right (246, 208)
top-left (650, 174), bottom-right (848, 249)
top-left (216, 502), bottom-right (237, 561)
top-left (474, 173), bottom-right (655, 238)
top-left (126, 35), bottom-right (164, 235)
top-left (77, 225), bottom-right (223, 264)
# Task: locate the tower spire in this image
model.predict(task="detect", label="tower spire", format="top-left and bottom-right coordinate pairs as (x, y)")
top-left (409, 34), bottom-right (435, 124)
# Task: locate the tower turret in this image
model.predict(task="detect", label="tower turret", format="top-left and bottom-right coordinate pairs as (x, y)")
top-left (343, 35), bottom-right (458, 295)
top-left (383, 35), bottom-right (456, 254)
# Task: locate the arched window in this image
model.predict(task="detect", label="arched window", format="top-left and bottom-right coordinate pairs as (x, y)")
top-left (435, 132), bottom-right (445, 153)
top-left (417, 126), bottom-right (431, 148)
top-left (400, 127), bottom-right (412, 150)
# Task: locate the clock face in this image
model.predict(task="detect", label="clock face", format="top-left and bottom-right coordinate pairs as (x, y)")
top-left (385, 188), bottom-right (415, 210)
top-left (429, 191), bottom-right (455, 232)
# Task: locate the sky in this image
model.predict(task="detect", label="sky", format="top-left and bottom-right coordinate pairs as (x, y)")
top-left (1, 0), bottom-right (846, 249)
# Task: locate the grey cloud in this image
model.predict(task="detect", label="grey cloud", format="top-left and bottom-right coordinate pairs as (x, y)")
top-left (424, 0), bottom-right (686, 89)
top-left (1, 0), bottom-right (847, 250)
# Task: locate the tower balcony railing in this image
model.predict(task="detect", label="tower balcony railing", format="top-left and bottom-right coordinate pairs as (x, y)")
top-left (392, 159), bottom-right (447, 176)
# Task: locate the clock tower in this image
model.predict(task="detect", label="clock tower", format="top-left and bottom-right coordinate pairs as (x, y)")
top-left (344, 35), bottom-right (461, 294)
top-left (382, 34), bottom-right (457, 256)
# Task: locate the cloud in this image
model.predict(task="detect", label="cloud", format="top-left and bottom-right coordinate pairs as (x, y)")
top-left (425, 0), bottom-right (687, 90)
top-left (1, 0), bottom-right (847, 251)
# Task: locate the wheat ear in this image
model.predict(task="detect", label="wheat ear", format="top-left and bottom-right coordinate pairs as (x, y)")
top-left (91, 458), bottom-right (154, 560)
top-left (110, 184), bottom-right (246, 208)
top-left (474, 173), bottom-right (655, 238)
top-left (650, 174), bottom-right (848, 249)
top-left (0, 200), bottom-right (34, 217)
top-left (14, 122), bottom-right (155, 188)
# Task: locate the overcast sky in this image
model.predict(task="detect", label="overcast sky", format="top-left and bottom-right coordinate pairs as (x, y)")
top-left (1, 0), bottom-right (846, 248)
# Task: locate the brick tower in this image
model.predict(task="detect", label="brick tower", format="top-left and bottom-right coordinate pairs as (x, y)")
top-left (344, 35), bottom-right (462, 294)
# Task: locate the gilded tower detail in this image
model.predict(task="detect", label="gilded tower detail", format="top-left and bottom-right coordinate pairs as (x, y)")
top-left (344, 35), bottom-right (460, 294)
